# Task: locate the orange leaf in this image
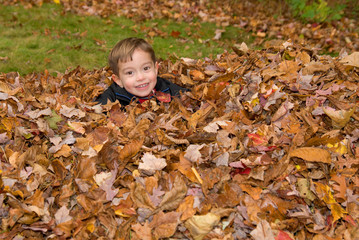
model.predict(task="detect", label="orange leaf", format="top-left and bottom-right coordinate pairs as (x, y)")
top-left (118, 139), bottom-right (143, 161)
top-left (239, 184), bottom-right (262, 201)
top-left (177, 195), bottom-right (196, 221)
top-left (178, 152), bottom-right (198, 183)
top-left (189, 70), bottom-right (205, 81)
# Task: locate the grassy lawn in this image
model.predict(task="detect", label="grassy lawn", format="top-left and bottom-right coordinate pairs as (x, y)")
top-left (0, 3), bottom-right (253, 75)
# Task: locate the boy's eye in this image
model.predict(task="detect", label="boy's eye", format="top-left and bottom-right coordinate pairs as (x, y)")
top-left (126, 71), bottom-right (133, 75)
top-left (144, 66), bottom-right (151, 71)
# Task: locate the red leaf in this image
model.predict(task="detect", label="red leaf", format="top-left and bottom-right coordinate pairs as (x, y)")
top-left (170, 30), bottom-right (181, 38)
top-left (156, 92), bottom-right (171, 103)
top-left (248, 133), bottom-right (267, 145)
top-left (275, 231), bottom-right (293, 240)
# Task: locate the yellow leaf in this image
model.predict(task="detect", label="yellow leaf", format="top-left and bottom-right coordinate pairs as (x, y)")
top-left (191, 167), bottom-right (203, 184)
top-left (132, 169), bottom-right (140, 178)
top-left (326, 139), bottom-right (348, 155)
top-left (86, 223), bottom-right (95, 233)
top-left (115, 209), bottom-right (132, 218)
top-left (53, 0), bottom-right (60, 4)
top-left (289, 147), bottom-right (331, 163)
top-left (330, 202), bottom-right (347, 223)
top-left (314, 182), bottom-right (336, 205)
top-left (12, 190), bottom-right (24, 199)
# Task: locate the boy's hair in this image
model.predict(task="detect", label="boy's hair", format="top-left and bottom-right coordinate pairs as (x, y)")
top-left (108, 37), bottom-right (156, 76)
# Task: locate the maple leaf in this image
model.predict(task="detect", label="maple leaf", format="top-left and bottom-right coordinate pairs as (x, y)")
top-left (139, 153), bottom-right (167, 175)
top-left (323, 106), bottom-right (355, 129)
top-left (131, 221), bottom-right (152, 240)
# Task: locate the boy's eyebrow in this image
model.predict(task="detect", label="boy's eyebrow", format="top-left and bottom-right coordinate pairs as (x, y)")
top-left (120, 61), bottom-right (153, 71)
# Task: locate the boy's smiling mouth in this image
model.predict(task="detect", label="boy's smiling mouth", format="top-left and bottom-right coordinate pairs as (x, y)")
top-left (136, 83), bottom-right (149, 88)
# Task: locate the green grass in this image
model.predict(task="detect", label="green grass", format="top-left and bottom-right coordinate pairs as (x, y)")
top-left (0, 3), bottom-right (252, 76)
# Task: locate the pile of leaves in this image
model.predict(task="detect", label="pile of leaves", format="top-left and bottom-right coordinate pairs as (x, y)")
top-left (1, 40), bottom-right (359, 239)
top-left (3, 0), bottom-right (358, 54)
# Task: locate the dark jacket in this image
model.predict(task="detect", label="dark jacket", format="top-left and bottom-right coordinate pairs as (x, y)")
top-left (95, 77), bottom-right (188, 106)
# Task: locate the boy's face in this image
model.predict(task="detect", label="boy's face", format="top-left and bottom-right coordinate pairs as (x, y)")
top-left (113, 48), bottom-right (158, 98)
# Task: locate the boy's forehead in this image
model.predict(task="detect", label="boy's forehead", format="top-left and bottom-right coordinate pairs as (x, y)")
top-left (118, 49), bottom-right (153, 64)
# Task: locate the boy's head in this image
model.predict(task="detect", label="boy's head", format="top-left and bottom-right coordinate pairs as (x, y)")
top-left (109, 37), bottom-right (156, 77)
top-left (109, 37), bottom-right (158, 98)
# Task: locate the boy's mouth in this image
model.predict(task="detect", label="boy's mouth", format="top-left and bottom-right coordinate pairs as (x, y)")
top-left (136, 83), bottom-right (149, 88)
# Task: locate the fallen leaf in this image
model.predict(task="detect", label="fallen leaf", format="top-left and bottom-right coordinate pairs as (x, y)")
top-left (139, 152), bottom-right (167, 175)
top-left (339, 52), bottom-right (359, 67)
top-left (55, 206), bottom-right (72, 225)
top-left (289, 147), bottom-right (332, 163)
top-left (185, 213), bottom-right (220, 240)
top-left (250, 220), bottom-right (275, 240)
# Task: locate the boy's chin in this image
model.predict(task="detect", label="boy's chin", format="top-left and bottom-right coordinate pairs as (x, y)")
top-left (130, 91), bottom-right (152, 98)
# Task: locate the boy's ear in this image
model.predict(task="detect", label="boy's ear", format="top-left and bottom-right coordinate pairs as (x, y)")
top-left (155, 61), bottom-right (159, 75)
top-left (112, 74), bottom-right (123, 88)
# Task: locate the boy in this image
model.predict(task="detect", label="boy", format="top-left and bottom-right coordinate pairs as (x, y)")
top-left (96, 37), bottom-right (187, 106)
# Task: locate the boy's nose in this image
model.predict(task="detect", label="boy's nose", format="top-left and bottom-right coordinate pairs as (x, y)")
top-left (137, 72), bottom-right (145, 81)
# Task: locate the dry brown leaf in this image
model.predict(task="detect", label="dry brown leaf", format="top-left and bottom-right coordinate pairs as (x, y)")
top-left (339, 52), bottom-right (359, 68)
top-left (323, 106), bottom-right (355, 129)
top-left (131, 221), bottom-right (152, 240)
top-left (177, 195), bottom-right (196, 221)
top-left (250, 220), bottom-right (275, 240)
top-left (178, 152), bottom-right (198, 183)
top-left (289, 147), bottom-right (332, 163)
top-left (156, 174), bottom-right (187, 213)
top-left (118, 139), bottom-right (143, 161)
top-left (189, 69), bottom-right (205, 81)
top-left (239, 184), bottom-right (262, 201)
top-left (130, 181), bottom-right (156, 211)
top-left (149, 211), bottom-right (181, 239)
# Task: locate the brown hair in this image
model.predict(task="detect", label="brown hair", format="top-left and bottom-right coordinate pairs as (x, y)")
top-left (108, 37), bottom-right (156, 76)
